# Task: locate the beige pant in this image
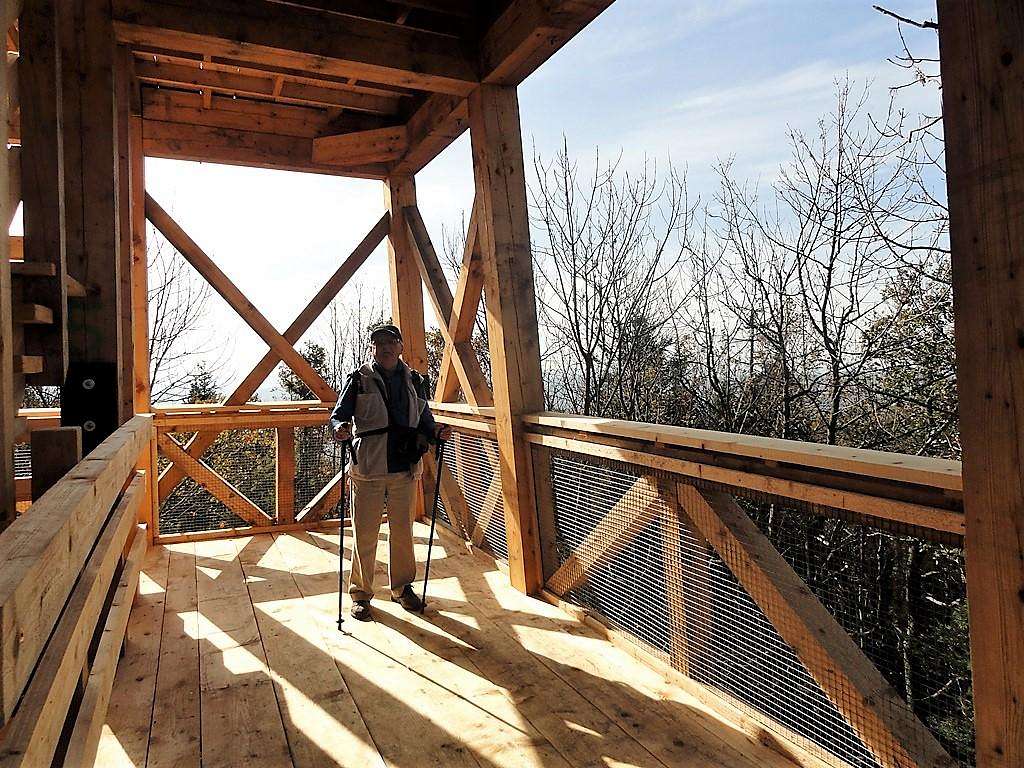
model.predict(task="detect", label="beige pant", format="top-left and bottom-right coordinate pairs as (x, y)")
top-left (348, 471), bottom-right (417, 601)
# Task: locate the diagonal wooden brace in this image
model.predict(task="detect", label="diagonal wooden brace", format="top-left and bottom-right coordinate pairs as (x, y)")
top-left (156, 213), bottom-right (389, 501)
top-left (146, 193), bottom-right (337, 402)
top-left (404, 202), bottom-right (491, 406)
top-left (677, 482), bottom-right (955, 768)
top-left (158, 432), bottom-right (274, 526)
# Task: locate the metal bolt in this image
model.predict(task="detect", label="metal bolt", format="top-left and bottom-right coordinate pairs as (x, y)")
top-left (83, 420), bottom-right (97, 432)
top-left (82, 378), bottom-right (96, 391)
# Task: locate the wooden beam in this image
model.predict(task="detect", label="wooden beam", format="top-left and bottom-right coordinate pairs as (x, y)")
top-left (134, 58), bottom-right (402, 114)
top-left (384, 177), bottom-right (427, 373)
top-left (29, 425), bottom-right (80, 500)
top-left (404, 203), bottom-right (492, 406)
top-left (481, 0), bottom-right (614, 86)
top-left (0, 18), bottom-right (11, 526)
top-left (526, 431), bottom-right (966, 537)
top-left (276, 426), bottom-right (295, 524)
top-left (112, 0), bottom-right (478, 95)
top-left (145, 193), bottom-right (337, 402)
top-left (937, 3), bottom-right (1024, 765)
top-left (19, 0), bottom-right (68, 387)
top-left (469, 84), bottom-right (545, 594)
top-left (155, 213), bottom-right (388, 500)
top-left (61, 0), bottom-right (128, 428)
top-left (678, 483), bottom-right (954, 768)
top-left (116, 46), bottom-right (134, 425)
top-left (142, 119), bottom-right (390, 178)
top-left (294, 466), bottom-right (343, 523)
top-left (0, 473), bottom-right (145, 766)
top-left (62, 526), bottom-right (146, 768)
top-left (157, 432), bottom-right (273, 525)
top-left (0, 414), bottom-right (150, 724)
top-left (390, 1), bottom-right (612, 175)
top-left (435, 202), bottom-right (483, 403)
top-left (313, 125), bottom-right (409, 166)
top-left (546, 474), bottom-right (661, 596)
top-left (389, 92), bottom-right (467, 177)
top-left (142, 88), bottom-right (337, 139)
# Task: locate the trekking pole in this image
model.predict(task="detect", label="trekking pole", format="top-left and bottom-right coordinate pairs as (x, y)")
top-left (337, 437), bottom-right (351, 633)
top-left (420, 438), bottom-right (446, 613)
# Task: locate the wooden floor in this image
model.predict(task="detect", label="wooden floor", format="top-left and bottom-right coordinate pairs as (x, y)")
top-left (93, 524), bottom-right (812, 768)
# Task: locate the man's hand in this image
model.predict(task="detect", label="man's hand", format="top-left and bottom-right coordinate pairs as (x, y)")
top-left (435, 424), bottom-right (452, 442)
top-left (333, 422), bottom-right (353, 442)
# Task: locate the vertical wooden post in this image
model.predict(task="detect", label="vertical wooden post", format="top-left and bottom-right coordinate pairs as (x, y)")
top-left (468, 84), bottom-right (545, 594)
top-left (383, 176), bottom-right (427, 374)
top-left (276, 427), bottom-right (295, 525)
top-left (59, 0), bottom-right (126, 439)
top-left (0, 5), bottom-right (13, 525)
top-left (938, 4), bottom-right (1024, 765)
top-left (30, 426), bottom-right (81, 500)
top-left (127, 59), bottom-right (155, 541)
top-left (19, 0), bottom-right (68, 386)
top-left (384, 175), bottom-right (427, 519)
top-left (115, 46), bottom-right (134, 423)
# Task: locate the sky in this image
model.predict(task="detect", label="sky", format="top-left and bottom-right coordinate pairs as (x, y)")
top-left (131, 0), bottom-right (942, 402)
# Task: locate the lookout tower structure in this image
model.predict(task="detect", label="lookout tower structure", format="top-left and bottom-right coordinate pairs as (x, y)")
top-left (0, 3), bottom-right (1021, 768)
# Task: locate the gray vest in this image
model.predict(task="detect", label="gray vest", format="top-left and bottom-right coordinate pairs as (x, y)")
top-left (351, 361), bottom-right (426, 478)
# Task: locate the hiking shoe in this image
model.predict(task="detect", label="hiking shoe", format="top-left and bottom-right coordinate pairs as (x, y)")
top-left (350, 600), bottom-right (373, 622)
top-left (391, 585), bottom-right (423, 613)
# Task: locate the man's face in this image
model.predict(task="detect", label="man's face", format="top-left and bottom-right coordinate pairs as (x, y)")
top-left (371, 335), bottom-right (403, 369)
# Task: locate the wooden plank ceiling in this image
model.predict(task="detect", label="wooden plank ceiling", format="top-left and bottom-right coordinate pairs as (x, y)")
top-left (95, 0), bottom-right (615, 178)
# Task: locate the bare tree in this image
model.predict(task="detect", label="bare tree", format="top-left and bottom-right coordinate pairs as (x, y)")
top-left (530, 138), bottom-right (697, 418)
top-left (148, 230), bottom-right (231, 403)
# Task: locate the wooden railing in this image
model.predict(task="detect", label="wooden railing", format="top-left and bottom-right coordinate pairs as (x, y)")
top-left (152, 401), bottom-right (344, 543)
top-left (0, 414), bottom-right (152, 767)
top-left (429, 403), bottom-right (965, 768)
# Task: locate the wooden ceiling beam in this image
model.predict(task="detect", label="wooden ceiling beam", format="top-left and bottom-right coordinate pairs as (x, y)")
top-left (112, 0), bottom-right (479, 95)
top-left (142, 119), bottom-right (390, 178)
top-left (481, 0), bottom-right (615, 85)
top-left (312, 125), bottom-right (408, 166)
top-left (134, 59), bottom-right (403, 114)
top-left (133, 48), bottom-right (417, 98)
top-left (141, 89), bottom-right (335, 138)
top-left (390, 0), bottom-right (613, 175)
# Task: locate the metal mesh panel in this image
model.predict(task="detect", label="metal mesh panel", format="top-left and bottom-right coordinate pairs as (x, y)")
top-left (158, 430), bottom-right (272, 535)
top-left (294, 425), bottom-right (347, 520)
top-left (744, 501), bottom-right (973, 766)
top-left (436, 430), bottom-right (508, 561)
top-left (545, 448), bottom-right (971, 768)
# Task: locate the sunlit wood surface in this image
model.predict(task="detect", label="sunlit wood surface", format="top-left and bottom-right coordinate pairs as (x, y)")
top-left (93, 525), bottom-right (812, 768)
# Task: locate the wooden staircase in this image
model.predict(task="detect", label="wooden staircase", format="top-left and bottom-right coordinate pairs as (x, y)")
top-left (8, 233), bottom-right (78, 427)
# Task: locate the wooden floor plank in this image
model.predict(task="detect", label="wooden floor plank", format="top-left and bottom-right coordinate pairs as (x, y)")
top-left (273, 531), bottom-right (487, 768)
top-left (313, 555), bottom-right (571, 768)
top-left (92, 528), bottom-right (821, 768)
top-left (147, 543), bottom-right (201, 768)
top-left (234, 533), bottom-right (388, 768)
top-left (194, 538), bottom-right (292, 768)
top-left (92, 544), bottom-right (171, 767)
top-left (446, 544), bottom-right (817, 768)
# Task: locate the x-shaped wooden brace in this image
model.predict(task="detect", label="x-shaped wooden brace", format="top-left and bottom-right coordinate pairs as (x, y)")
top-left (157, 431), bottom-right (274, 527)
top-left (152, 204), bottom-right (391, 501)
top-left (404, 201), bottom-right (491, 407)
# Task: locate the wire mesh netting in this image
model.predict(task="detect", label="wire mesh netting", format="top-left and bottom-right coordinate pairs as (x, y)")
top-left (436, 430), bottom-right (508, 561)
top-left (294, 424), bottom-right (347, 520)
top-left (159, 429), bottom-right (275, 535)
top-left (544, 447), bottom-right (973, 768)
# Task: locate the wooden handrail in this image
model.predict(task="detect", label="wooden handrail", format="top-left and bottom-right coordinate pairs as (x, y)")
top-left (0, 415), bottom-right (152, 766)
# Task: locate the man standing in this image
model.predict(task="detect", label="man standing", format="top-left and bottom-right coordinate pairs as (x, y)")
top-left (329, 323), bottom-right (450, 621)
